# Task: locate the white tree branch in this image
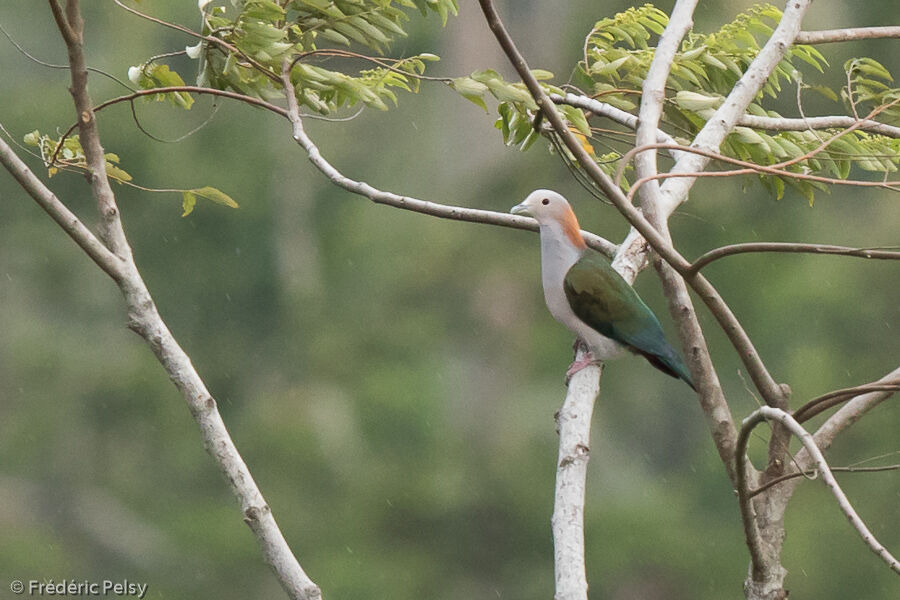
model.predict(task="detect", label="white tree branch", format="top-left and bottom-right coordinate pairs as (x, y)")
top-left (795, 26), bottom-right (900, 44)
top-left (634, 0), bottom-right (697, 194)
top-left (554, 92), bottom-right (900, 147)
top-left (551, 354), bottom-right (601, 600)
top-left (738, 407), bottom-right (900, 575)
top-left (737, 113), bottom-right (900, 138)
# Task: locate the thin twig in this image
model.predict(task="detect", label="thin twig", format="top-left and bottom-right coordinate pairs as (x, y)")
top-left (795, 26), bottom-right (900, 45)
top-left (748, 464), bottom-right (900, 498)
top-left (792, 366), bottom-right (900, 471)
top-left (549, 93), bottom-right (688, 162)
top-left (793, 381), bottom-right (900, 423)
top-left (0, 20), bottom-right (134, 91)
top-left (690, 242), bottom-right (900, 273)
top-left (49, 85), bottom-right (289, 167)
top-left (616, 143), bottom-right (900, 206)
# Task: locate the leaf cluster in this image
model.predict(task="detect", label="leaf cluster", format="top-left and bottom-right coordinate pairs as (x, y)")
top-left (460, 3), bottom-right (900, 203)
top-left (24, 130), bottom-right (133, 183)
top-left (190, 0), bottom-right (456, 113)
top-left (842, 57), bottom-right (900, 121)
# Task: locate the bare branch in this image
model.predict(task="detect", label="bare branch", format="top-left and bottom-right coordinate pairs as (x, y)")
top-left (278, 60), bottom-right (616, 257)
top-left (690, 242), bottom-right (900, 273)
top-left (734, 416), bottom-right (770, 583)
top-left (806, 365), bottom-right (900, 457)
top-left (554, 92), bottom-right (900, 143)
top-left (738, 407), bottom-right (900, 575)
top-left (795, 26), bottom-right (900, 45)
top-left (48, 0), bottom-right (77, 45)
top-left (772, 368), bottom-right (900, 493)
top-left (737, 113), bottom-right (900, 139)
top-left (37, 5), bottom-right (325, 599)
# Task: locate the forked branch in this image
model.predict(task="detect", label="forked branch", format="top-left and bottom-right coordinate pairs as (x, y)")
top-left (736, 406), bottom-right (900, 575)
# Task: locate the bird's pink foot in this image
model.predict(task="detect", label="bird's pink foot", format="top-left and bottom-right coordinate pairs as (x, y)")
top-left (565, 352), bottom-right (600, 385)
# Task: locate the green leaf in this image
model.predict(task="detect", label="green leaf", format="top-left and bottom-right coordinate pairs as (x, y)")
top-left (181, 191), bottom-right (197, 217)
top-left (319, 28), bottom-right (351, 46)
top-left (190, 186), bottom-right (239, 209)
top-left (853, 58), bottom-right (893, 81)
top-left (105, 163), bottom-right (133, 183)
top-left (143, 64), bottom-right (194, 109)
top-left (674, 90), bottom-right (722, 112)
top-left (332, 21), bottom-right (369, 46)
top-left (299, 0), bottom-right (345, 18)
top-left (451, 77), bottom-right (489, 112)
top-left (559, 104), bottom-right (591, 137)
top-left (809, 85), bottom-right (838, 102)
top-left (530, 69), bottom-right (555, 81)
top-left (348, 16), bottom-right (392, 45)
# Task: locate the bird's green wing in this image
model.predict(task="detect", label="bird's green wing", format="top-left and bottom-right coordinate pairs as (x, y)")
top-left (563, 250), bottom-right (664, 349)
top-left (564, 250), bottom-right (696, 389)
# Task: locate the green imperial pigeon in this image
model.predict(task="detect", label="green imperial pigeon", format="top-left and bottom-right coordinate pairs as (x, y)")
top-left (511, 190), bottom-right (696, 390)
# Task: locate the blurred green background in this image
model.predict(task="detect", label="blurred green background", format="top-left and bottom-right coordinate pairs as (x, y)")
top-left (0, 1), bottom-right (897, 598)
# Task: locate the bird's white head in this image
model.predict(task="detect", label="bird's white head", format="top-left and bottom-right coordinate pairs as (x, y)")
top-left (510, 189), bottom-right (586, 249)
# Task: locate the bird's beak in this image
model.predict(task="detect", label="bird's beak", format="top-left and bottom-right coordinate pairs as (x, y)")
top-left (510, 202), bottom-right (531, 216)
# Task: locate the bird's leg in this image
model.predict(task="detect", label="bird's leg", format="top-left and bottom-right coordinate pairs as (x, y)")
top-left (565, 338), bottom-right (601, 385)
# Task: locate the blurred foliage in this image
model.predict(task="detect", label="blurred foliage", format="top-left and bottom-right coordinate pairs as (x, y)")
top-left (0, 2), bottom-right (898, 600)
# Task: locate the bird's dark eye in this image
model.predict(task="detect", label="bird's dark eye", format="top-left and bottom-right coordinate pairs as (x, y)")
top-left (541, 198), bottom-right (550, 205)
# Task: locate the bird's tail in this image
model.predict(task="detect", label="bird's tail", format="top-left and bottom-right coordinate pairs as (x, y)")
top-left (639, 348), bottom-right (697, 392)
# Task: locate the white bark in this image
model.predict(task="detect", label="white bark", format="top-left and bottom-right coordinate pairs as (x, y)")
top-left (551, 355), bottom-right (600, 600)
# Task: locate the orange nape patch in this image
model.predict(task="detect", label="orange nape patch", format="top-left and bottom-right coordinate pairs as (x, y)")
top-left (561, 207), bottom-right (587, 249)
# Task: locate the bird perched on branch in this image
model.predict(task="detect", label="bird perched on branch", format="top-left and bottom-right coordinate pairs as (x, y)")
top-left (511, 189), bottom-right (696, 390)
